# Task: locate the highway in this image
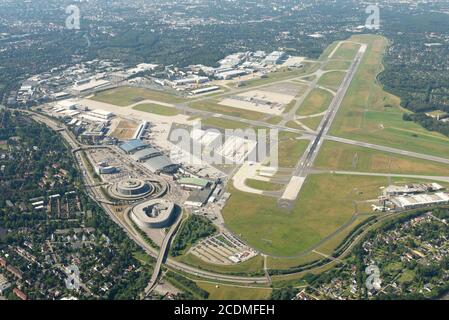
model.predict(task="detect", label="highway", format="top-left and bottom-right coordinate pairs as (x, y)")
top-left (22, 37), bottom-right (449, 288)
top-left (25, 110), bottom-right (270, 285)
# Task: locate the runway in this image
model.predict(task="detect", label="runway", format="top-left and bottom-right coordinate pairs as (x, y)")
top-left (279, 44), bottom-right (368, 207)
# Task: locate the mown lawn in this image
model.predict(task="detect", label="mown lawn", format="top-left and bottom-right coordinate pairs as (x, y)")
top-left (197, 282), bottom-right (272, 300)
top-left (329, 34), bottom-right (449, 158)
top-left (223, 174), bottom-right (389, 256)
top-left (296, 88), bottom-right (333, 116)
top-left (91, 86), bottom-right (185, 106)
top-left (133, 103), bottom-right (179, 116)
top-left (315, 141), bottom-right (449, 176)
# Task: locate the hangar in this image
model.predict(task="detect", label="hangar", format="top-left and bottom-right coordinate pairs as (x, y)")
top-left (143, 155), bottom-right (178, 174)
top-left (119, 139), bottom-right (148, 154)
top-left (178, 177), bottom-right (210, 190)
top-left (131, 147), bottom-right (162, 162)
top-left (391, 192), bottom-right (449, 210)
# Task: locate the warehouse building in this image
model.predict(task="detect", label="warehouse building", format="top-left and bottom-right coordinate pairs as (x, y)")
top-left (264, 51), bottom-right (287, 65)
top-left (130, 147), bottom-right (162, 162)
top-left (172, 76), bottom-right (209, 87)
top-left (132, 121), bottom-right (148, 140)
top-left (143, 155), bottom-right (178, 174)
top-left (184, 186), bottom-right (215, 207)
top-left (120, 139), bottom-right (178, 174)
top-left (189, 86), bottom-right (221, 96)
top-left (56, 100), bottom-right (78, 110)
top-left (215, 69), bottom-right (248, 80)
top-left (391, 192), bottom-right (449, 210)
top-left (86, 109), bottom-right (114, 120)
top-left (178, 177), bottom-right (210, 190)
top-left (70, 79), bottom-right (110, 95)
top-left (384, 183), bottom-right (444, 196)
top-left (119, 139), bottom-right (148, 154)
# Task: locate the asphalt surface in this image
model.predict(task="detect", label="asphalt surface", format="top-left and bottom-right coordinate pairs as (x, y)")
top-left (143, 208), bottom-right (183, 297)
top-left (23, 39), bottom-right (449, 287)
top-left (295, 45), bottom-right (366, 178)
top-left (278, 45), bottom-right (367, 209)
top-left (325, 135), bottom-right (449, 165)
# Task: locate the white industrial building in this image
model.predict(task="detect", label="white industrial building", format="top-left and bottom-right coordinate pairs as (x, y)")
top-left (215, 69), bottom-right (249, 80)
top-left (391, 192), bottom-right (449, 209)
top-left (56, 100), bottom-right (78, 110)
top-left (184, 187), bottom-right (214, 208)
top-left (86, 109), bottom-right (114, 120)
top-left (70, 79), bottom-right (111, 95)
top-left (132, 121), bottom-right (148, 140)
top-left (171, 76), bottom-right (209, 87)
top-left (126, 63), bottom-right (158, 76)
top-left (189, 86), bottom-right (221, 95)
top-left (383, 183), bottom-right (444, 196)
top-left (264, 51), bottom-right (287, 65)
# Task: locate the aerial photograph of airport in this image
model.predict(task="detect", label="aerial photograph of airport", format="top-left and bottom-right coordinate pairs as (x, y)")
top-left (1, 0), bottom-right (449, 310)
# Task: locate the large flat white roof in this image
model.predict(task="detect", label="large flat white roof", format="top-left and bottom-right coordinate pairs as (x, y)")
top-left (89, 109), bottom-right (114, 116)
top-left (72, 79), bottom-right (110, 92)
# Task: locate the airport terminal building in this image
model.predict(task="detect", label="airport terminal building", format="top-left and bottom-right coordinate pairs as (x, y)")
top-left (119, 139), bottom-right (178, 174)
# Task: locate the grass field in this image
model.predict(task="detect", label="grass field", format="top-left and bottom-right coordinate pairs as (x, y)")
top-left (91, 86), bottom-right (185, 106)
top-left (323, 60), bottom-right (351, 71)
top-left (240, 63), bottom-right (319, 88)
top-left (245, 179), bottom-right (284, 191)
top-left (318, 71), bottom-right (346, 91)
top-left (200, 117), bottom-right (249, 129)
top-left (133, 251), bottom-right (155, 266)
top-left (315, 141), bottom-right (449, 176)
top-left (178, 253), bottom-right (264, 274)
top-left (296, 88), bottom-right (333, 116)
top-left (190, 99), bottom-right (267, 121)
top-left (299, 116), bottom-right (323, 131)
top-left (265, 116), bottom-right (283, 125)
top-left (132, 103), bottom-right (180, 116)
top-left (297, 75), bottom-right (317, 82)
top-left (312, 215), bottom-right (373, 256)
top-left (285, 121), bottom-right (303, 130)
top-left (267, 252), bottom-right (323, 270)
top-left (283, 99), bottom-right (297, 114)
top-left (277, 132), bottom-right (309, 167)
top-left (319, 41), bottom-right (340, 60)
top-left (329, 34), bottom-right (449, 158)
top-left (331, 42), bottom-right (361, 60)
top-left (197, 282), bottom-right (272, 300)
top-left (223, 174), bottom-right (391, 256)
